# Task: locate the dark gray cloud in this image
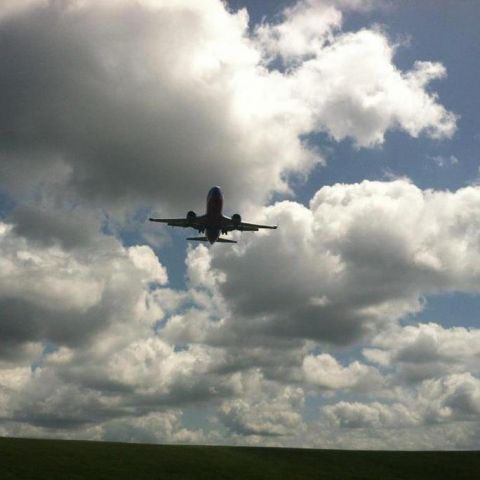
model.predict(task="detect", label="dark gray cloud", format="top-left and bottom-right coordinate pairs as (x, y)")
top-left (0, 0), bottom-right (314, 214)
top-left (10, 205), bottom-right (99, 250)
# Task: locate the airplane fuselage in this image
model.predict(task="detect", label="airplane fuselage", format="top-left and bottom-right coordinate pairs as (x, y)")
top-left (205, 186), bottom-right (224, 244)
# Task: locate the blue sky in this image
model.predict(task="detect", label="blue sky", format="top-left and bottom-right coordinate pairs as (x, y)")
top-left (0, 0), bottom-right (479, 449)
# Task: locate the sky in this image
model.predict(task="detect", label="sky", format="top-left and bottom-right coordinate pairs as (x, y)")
top-left (0, 0), bottom-right (479, 450)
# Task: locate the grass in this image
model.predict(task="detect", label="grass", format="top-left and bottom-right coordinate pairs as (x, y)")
top-left (0, 436), bottom-right (479, 479)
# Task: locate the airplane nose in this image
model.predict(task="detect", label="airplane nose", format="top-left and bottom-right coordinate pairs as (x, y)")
top-left (209, 186), bottom-right (222, 197)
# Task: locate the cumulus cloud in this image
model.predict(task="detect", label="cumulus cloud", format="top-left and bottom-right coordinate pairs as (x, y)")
top-left (219, 370), bottom-right (305, 437)
top-left (256, 2), bottom-right (456, 146)
top-left (102, 411), bottom-right (206, 444)
top-left (319, 323), bottom-right (480, 438)
top-left (0, 0), bottom-right (455, 217)
top-left (255, 0), bottom-right (344, 60)
top-left (0, 221), bottom-right (167, 360)
top-left (10, 205), bottom-right (101, 251)
top-left (303, 353), bottom-right (383, 390)
top-left (420, 374), bottom-right (480, 423)
top-left (323, 373), bottom-right (480, 432)
top-left (364, 323), bottom-right (480, 383)
top-left (1, 307), bottom-right (235, 434)
top-left (0, 366), bottom-right (205, 443)
top-left (310, 323), bottom-right (480, 446)
top-left (179, 180), bottom-right (480, 348)
top-left (324, 400), bottom-right (419, 428)
top-left (0, 0), bottom-right (313, 213)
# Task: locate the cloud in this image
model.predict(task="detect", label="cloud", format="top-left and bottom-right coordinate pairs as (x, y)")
top-left (0, 362), bottom-right (205, 442)
top-left (101, 411), bottom-right (206, 444)
top-left (255, 0), bottom-right (343, 60)
top-left (10, 205), bottom-right (100, 251)
top-left (302, 353), bottom-right (383, 390)
top-left (178, 180), bottom-right (480, 348)
top-left (219, 370), bottom-right (305, 437)
top-left (364, 323), bottom-right (480, 383)
top-left (256, 2), bottom-right (456, 146)
top-left (420, 374), bottom-right (480, 423)
top-left (0, 0), bottom-right (314, 213)
top-left (323, 373), bottom-right (480, 431)
top-left (255, 0), bottom-right (384, 62)
top-left (313, 323), bottom-right (480, 444)
top-left (324, 401), bottom-right (419, 428)
top-left (0, 0), bottom-right (455, 217)
top-left (0, 221), bottom-right (167, 360)
top-left (429, 155), bottom-right (459, 168)
top-left (1, 329), bottom-right (236, 432)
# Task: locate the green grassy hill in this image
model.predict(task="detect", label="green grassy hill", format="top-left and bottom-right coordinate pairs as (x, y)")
top-left (0, 436), bottom-right (478, 480)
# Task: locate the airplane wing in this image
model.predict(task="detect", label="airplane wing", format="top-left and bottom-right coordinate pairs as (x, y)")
top-left (149, 216), bottom-right (205, 228)
top-left (224, 220), bottom-right (277, 232)
top-left (238, 221), bottom-right (277, 230)
top-left (186, 236), bottom-right (209, 241)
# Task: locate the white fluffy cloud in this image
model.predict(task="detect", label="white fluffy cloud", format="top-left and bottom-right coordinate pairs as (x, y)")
top-left (256, 1), bottom-right (456, 146)
top-left (364, 323), bottom-right (480, 382)
top-left (101, 411), bottom-right (206, 444)
top-left (303, 353), bottom-right (383, 390)
top-left (324, 401), bottom-right (419, 428)
top-left (320, 324), bottom-right (480, 441)
top-left (255, 0), bottom-right (343, 59)
top-left (219, 370), bottom-right (305, 438)
top-left (323, 373), bottom-right (480, 430)
top-left (0, 221), bottom-right (167, 360)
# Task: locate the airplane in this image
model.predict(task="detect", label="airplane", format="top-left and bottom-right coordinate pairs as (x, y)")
top-left (149, 186), bottom-right (277, 244)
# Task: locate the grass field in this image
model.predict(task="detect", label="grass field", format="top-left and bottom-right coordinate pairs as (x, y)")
top-left (0, 436), bottom-right (479, 479)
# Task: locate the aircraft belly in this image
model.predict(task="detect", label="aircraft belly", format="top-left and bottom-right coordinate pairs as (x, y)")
top-left (206, 196), bottom-right (223, 217)
top-left (206, 227), bottom-right (220, 244)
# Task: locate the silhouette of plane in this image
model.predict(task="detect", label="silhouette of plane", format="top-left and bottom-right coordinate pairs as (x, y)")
top-left (149, 186), bottom-right (277, 244)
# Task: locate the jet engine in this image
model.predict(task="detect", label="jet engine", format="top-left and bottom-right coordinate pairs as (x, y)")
top-left (187, 210), bottom-right (196, 223)
top-left (232, 213), bottom-right (241, 226)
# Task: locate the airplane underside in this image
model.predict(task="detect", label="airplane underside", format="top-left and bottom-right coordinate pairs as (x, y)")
top-left (189, 225), bottom-right (236, 244)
